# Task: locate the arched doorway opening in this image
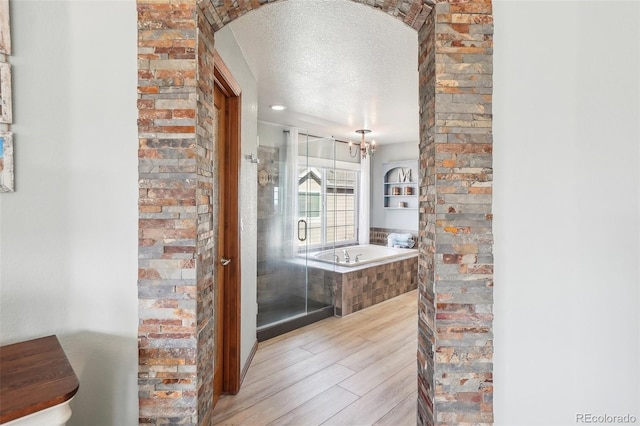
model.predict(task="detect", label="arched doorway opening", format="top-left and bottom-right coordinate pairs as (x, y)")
top-left (136, 1), bottom-right (494, 424)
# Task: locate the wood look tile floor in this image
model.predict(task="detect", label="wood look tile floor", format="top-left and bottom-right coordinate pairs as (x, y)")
top-left (212, 290), bottom-right (418, 426)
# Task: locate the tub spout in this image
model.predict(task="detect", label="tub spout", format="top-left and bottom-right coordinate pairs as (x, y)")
top-left (343, 250), bottom-right (350, 263)
top-left (334, 254), bottom-right (340, 263)
top-left (355, 254), bottom-right (363, 263)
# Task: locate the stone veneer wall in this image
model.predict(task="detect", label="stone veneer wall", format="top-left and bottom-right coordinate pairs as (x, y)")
top-left (418, 7), bottom-right (438, 424)
top-left (137, 1), bottom-right (215, 423)
top-left (417, 2), bottom-right (494, 424)
top-left (137, 1), bottom-right (493, 424)
top-left (195, 8), bottom-right (216, 425)
top-left (199, 0), bottom-right (433, 31)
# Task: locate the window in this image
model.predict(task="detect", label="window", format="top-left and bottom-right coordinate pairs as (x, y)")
top-left (298, 166), bottom-right (358, 249)
top-left (298, 193), bottom-right (320, 218)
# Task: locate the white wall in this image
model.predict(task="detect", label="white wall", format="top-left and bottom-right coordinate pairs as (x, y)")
top-left (214, 26), bottom-right (259, 369)
top-left (493, 1), bottom-right (639, 424)
top-left (0, 1), bottom-right (138, 425)
top-left (370, 142), bottom-right (419, 231)
top-left (258, 121), bottom-right (287, 149)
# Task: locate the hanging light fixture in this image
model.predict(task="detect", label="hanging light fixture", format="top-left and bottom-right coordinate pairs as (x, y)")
top-left (349, 129), bottom-right (376, 159)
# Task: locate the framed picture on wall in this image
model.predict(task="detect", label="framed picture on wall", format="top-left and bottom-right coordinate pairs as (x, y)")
top-left (0, 132), bottom-right (13, 192)
top-left (0, 0), bottom-right (10, 55)
top-left (0, 62), bottom-right (11, 123)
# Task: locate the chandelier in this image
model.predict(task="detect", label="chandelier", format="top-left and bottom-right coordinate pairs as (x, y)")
top-left (349, 129), bottom-right (376, 159)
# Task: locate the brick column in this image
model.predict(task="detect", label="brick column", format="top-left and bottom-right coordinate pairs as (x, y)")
top-left (137, 1), bottom-right (206, 424)
top-left (194, 8), bottom-right (217, 425)
top-left (417, 1), bottom-right (494, 424)
top-left (417, 6), bottom-right (437, 424)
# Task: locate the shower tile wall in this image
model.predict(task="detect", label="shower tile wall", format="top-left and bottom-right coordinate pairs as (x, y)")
top-left (306, 268), bottom-right (335, 308)
top-left (256, 146), bottom-right (297, 306)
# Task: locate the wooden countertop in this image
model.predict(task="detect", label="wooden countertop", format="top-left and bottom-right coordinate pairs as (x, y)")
top-left (0, 335), bottom-right (79, 424)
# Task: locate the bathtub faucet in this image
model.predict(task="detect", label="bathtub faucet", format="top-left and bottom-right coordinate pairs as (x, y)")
top-left (355, 254), bottom-right (362, 263)
top-left (343, 250), bottom-right (350, 263)
top-left (334, 254), bottom-right (340, 263)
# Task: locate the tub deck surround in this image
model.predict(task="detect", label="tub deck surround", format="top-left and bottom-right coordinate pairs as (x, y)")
top-left (310, 244), bottom-right (416, 268)
top-left (304, 246), bottom-right (419, 317)
top-left (0, 335), bottom-right (79, 425)
top-left (332, 255), bottom-right (418, 316)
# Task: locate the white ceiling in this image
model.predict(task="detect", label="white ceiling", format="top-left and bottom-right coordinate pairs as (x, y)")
top-left (226, 0), bottom-right (419, 145)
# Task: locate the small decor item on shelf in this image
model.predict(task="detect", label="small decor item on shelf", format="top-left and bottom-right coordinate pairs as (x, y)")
top-left (398, 168), bottom-right (411, 182)
top-left (404, 186), bottom-right (412, 195)
top-left (392, 186), bottom-right (401, 195)
top-left (397, 201), bottom-right (407, 208)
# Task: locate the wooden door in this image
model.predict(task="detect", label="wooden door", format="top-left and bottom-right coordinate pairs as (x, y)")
top-left (212, 50), bottom-right (242, 409)
top-left (213, 81), bottom-right (226, 407)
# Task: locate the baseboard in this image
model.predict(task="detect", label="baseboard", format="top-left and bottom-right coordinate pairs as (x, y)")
top-left (240, 339), bottom-right (258, 386)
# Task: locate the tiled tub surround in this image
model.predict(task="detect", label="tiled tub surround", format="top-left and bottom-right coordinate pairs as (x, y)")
top-left (307, 249), bottom-right (418, 317)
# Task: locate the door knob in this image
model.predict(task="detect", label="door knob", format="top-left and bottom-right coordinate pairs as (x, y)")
top-left (221, 257), bottom-right (231, 266)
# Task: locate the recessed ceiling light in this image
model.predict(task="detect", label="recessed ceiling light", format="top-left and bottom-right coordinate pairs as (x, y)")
top-left (270, 104), bottom-right (286, 111)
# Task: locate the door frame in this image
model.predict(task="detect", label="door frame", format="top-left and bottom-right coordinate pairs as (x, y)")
top-left (214, 49), bottom-right (242, 395)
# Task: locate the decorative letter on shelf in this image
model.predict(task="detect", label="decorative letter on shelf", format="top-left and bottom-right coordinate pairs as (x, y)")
top-left (398, 168), bottom-right (411, 183)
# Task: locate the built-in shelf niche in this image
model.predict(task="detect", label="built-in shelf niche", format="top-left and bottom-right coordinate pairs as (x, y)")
top-left (383, 160), bottom-right (418, 209)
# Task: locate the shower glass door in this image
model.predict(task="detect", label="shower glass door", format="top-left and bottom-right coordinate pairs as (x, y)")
top-left (256, 130), bottom-right (335, 341)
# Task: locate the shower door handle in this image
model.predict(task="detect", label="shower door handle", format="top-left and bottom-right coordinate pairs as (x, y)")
top-left (220, 257), bottom-right (232, 266)
top-left (297, 219), bottom-right (307, 242)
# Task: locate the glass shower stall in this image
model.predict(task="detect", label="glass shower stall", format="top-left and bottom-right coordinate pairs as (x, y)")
top-left (256, 129), bottom-right (337, 341)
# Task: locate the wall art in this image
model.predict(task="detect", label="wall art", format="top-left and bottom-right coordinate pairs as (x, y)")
top-left (0, 132), bottom-right (13, 192)
top-left (0, 0), bottom-right (10, 55)
top-left (0, 62), bottom-right (11, 123)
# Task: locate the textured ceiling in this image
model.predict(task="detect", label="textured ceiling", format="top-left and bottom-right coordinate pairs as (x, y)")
top-left (224, 0), bottom-right (420, 145)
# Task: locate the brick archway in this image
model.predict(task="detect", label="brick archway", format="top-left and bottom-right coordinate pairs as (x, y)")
top-left (137, 1), bottom-right (493, 424)
top-left (198, 0), bottom-right (434, 32)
